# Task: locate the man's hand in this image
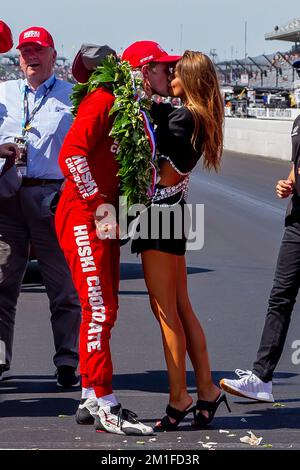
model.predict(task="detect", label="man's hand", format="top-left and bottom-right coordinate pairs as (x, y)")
top-left (95, 219), bottom-right (118, 240)
top-left (276, 179), bottom-right (294, 199)
top-left (0, 143), bottom-right (20, 159)
top-left (94, 204), bottom-right (118, 240)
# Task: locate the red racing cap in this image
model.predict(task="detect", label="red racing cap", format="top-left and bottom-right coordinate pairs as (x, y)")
top-left (0, 20), bottom-right (13, 53)
top-left (122, 40), bottom-right (181, 68)
top-left (16, 26), bottom-right (54, 49)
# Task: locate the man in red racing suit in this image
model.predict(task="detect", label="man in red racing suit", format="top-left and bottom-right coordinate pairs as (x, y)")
top-left (55, 44), bottom-right (153, 436)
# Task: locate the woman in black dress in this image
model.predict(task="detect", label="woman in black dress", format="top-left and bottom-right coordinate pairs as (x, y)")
top-left (132, 51), bottom-right (230, 430)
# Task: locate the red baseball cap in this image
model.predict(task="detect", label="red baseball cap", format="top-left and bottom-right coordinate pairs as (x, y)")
top-left (16, 26), bottom-right (54, 49)
top-left (122, 41), bottom-right (181, 68)
top-left (0, 20), bottom-right (13, 53)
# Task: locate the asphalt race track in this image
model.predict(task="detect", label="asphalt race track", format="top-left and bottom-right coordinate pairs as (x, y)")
top-left (1, 150), bottom-right (300, 452)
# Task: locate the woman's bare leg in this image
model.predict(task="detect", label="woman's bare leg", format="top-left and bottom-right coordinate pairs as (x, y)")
top-left (142, 250), bottom-right (192, 412)
top-left (176, 256), bottom-right (220, 404)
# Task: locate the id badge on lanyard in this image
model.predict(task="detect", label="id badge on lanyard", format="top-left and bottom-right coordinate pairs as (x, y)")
top-left (14, 136), bottom-right (28, 177)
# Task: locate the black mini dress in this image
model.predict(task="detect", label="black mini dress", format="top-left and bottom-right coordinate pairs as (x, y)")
top-left (131, 102), bottom-right (202, 256)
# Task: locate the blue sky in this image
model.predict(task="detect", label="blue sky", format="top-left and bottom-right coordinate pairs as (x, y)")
top-left (2, 0), bottom-right (299, 60)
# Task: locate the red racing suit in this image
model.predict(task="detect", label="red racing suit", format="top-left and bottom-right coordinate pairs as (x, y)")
top-left (55, 87), bottom-right (120, 397)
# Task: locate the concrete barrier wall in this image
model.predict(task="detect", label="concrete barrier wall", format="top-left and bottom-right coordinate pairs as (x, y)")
top-left (224, 118), bottom-right (294, 160)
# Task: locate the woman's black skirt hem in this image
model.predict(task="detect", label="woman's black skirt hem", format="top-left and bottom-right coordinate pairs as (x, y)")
top-left (131, 193), bottom-right (188, 256)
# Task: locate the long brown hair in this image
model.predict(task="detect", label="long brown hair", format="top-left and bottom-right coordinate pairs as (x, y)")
top-left (175, 51), bottom-right (224, 171)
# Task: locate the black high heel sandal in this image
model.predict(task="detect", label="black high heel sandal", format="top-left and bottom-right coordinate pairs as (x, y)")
top-left (155, 403), bottom-right (196, 431)
top-left (192, 393), bottom-right (231, 428)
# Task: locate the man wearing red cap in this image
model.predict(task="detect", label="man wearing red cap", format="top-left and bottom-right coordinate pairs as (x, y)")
top-left (0, 26), bottom-right (81, 386)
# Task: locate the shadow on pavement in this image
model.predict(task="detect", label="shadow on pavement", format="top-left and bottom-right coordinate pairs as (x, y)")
top-left (0, 375), bottom-right (79, 394)
top-left (0, 371), bottom-right (299, 429)
top-left (0, 397), bottom-right (78, 418)
top-left (1, 370), bottom-right (297, 394)
top-left (21, 262), bottom-right (213, 291)
top-left (210, 406), bottom-right (300, 431)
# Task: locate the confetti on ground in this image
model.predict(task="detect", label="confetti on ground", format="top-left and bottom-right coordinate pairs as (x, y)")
top-left (123, 440), bottom-right (128, 443)
top-left (205, 436), bottom-right (210, 440)
top-left (201, 442), bottom-right (218, 449)
top-left (228, 434), bottom-right (237, 437)
top-left (273, 402), bottom-right (286, 408)
top-left (58, 415), bottom-right (68, 418)
top-left (261, 444), bottom-right (273, 448)
top-left (219, 429), bottom-right (230, 434)
top-left (136, 441), bottom-right (146, 445)
top-left (240, 431), bottom-right (263, 446)
top-left (75, 437), bottom-right (81, 440)
top-left (149, 438), bottom-right (157, 442)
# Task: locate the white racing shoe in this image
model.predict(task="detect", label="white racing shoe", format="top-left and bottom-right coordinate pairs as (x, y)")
top-left (76, 398), bottom-right (99, 425)
top-left (220, 369), bottom-right (274, 403)
top-left (95, 403), bottom-right (154, 435)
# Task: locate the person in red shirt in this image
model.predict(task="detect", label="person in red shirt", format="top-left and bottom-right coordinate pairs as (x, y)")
top-left (55, 44), bottom-right (153, 436)
top-left (0, 20), bottom-right (13, 53)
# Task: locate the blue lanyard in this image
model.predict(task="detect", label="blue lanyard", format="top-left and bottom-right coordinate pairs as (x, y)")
top-left (21, 76), bottom-right (56, 136)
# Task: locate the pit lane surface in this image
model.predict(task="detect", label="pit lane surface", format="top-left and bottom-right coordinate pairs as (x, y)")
top-left (1, 150), bottom-right (299, 451)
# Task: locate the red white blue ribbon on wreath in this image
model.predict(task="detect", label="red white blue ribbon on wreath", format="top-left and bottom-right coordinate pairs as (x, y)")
top-left (140, 109), bottom-right (157, 197)
top-left (131, 72), bottom-right (157, 197)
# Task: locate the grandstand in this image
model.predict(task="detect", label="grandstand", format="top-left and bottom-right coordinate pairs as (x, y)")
top-left (1, 19), bottom-right (300, 93)
top-left (217, 17), bottom-right (300, 91)
top-left (265, 18), bottom-right (300, 44)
